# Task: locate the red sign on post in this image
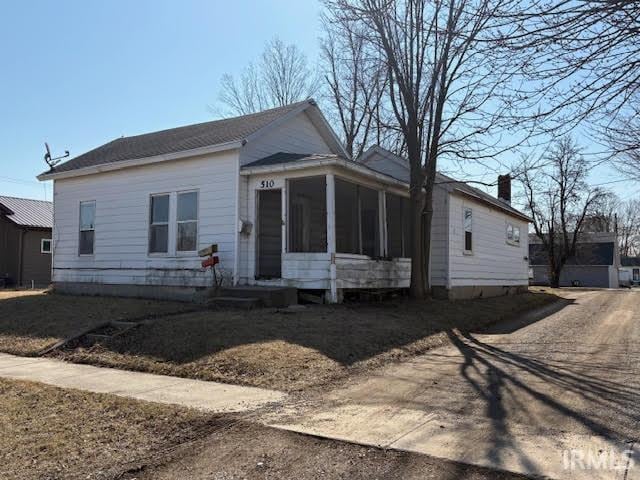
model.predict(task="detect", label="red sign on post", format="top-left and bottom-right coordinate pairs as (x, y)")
top-left (201, 256), bottom-right (219, 269)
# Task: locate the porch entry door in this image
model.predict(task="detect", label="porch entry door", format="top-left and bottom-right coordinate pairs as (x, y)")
top-left (257, 189), bottom-right (282, 279)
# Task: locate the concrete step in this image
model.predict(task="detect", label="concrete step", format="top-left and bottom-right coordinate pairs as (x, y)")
top-left (208, 296), bottom-right (262, 309)
top-left (217, 286), bottom-right (297, 307)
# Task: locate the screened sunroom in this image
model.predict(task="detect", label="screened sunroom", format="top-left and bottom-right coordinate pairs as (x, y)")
top-left (239, 155), bottom-right (412, 302)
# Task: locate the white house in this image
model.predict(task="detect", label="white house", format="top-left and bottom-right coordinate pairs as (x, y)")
top-left (38, 99), bottom-right (531, 302)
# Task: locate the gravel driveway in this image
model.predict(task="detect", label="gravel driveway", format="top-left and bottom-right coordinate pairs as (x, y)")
top-left (270, 289), bottom-right (640, 480)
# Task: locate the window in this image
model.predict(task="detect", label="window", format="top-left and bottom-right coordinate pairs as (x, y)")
top-left (506, 222), bottom-right (521, 245)
top-left (149, 194), bottom-right (169, 253)
top-left (288, 177), bottom-right (327, 252)
top-left (464, 208), bottom-right (473, 253)
top-left (177, 191), bottom-right (198, 252)
top-left (41, 239), bottom-right (52, 254)
top-left (386, 193), bottom-right (411, 258)
top-left (79, 201), bottom-right (95, 255)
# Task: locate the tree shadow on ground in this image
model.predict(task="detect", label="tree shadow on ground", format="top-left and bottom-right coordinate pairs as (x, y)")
top-left (441, 329), bottom-right (640, 476)
top-left (63, 291), bottom-right (565, 367)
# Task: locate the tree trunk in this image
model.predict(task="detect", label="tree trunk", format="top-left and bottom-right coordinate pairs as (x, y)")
top-left (407, 131), bottom-right (427, 300)
top-left (422, 186), bottom-right (434, 297)
top-left (409, 189), bottom-right (427, 299)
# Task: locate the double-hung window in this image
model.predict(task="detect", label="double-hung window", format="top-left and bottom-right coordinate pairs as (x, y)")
top-left (149, 191), bottom-right (199, 255)
top-left (79, 201), bottom-right (96, 255)
top-left (506, 222), bottom-right (521, 246)
top-left (463, 208), bottom-right (473, 253)
top-left (149, 194), bottom-right (170, 254)
top-left (176, 191), bottom-right (198, 252)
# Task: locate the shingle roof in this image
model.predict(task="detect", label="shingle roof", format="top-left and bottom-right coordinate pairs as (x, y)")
top-left (0, 196), bottom-right (52, 229)
top-left (244, 152), bottom-right (338, 167)
top-left (43, 100), bottom-right (311, 175)
top-left (357, 146), bottom-right (531, 221)
top-left (529, 242), bottom-right (615, 266)
top-left (621, 256), bottom-right (640, 267)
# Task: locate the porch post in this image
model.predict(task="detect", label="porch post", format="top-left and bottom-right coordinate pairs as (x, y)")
top-left (326, 173), bottom-right (338, 303)
top-left (379, 190), bottom-right (387, 257)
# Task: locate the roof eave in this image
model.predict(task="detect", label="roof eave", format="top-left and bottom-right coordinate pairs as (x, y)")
top-left (241, 157), bottom-right (409, 188)
top-left (37, 140), bottom-right (244, 181)
top-left (451, 188), bottom-right (533, 222)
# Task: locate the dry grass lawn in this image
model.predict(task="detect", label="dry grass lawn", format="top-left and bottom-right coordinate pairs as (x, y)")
top-left (0, 290), bottom-right (193, 355)
top-left (0, 378), bottom-right (528, 480)
top-left (0, 378), bottom-right (219, 480)
top-left (56, 290), bottom-right (560, 392)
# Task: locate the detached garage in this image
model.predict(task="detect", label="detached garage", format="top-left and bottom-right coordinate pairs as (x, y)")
top-left (529, 232), bottom-right (620, 288)
top-left (0, 196), bottom-right (53, 287)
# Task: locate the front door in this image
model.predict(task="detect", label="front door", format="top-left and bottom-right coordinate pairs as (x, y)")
top-left (257, 189), bottom-right (282, 278)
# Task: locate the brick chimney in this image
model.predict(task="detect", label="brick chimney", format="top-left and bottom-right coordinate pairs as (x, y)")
top-left (498, 174), bottom-right (511, 204)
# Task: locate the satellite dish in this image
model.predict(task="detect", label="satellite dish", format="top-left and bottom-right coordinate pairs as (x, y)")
top-left (44, 142), bottom-right (69, 169)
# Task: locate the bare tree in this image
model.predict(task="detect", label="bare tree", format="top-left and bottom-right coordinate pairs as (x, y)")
top-left (320, 14), bottom-right (389, 159)
top-left (584, 191), bottom-right (620, 233)
top-left (219, 38), bottom-right (320, 115)
top-left (604, 97), bottom-right (640, 182)
top-left (325, 0), bottom-right (535, 298)
top-left (506, 2), bottom-right (640, 164)
top-left (618, 199), bottom-right (640, 257)
top-left (521, 137), bottom-right (606, 287)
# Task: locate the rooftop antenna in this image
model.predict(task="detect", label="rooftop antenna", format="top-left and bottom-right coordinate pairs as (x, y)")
top-left (44, 142), bottom-right (69, 169)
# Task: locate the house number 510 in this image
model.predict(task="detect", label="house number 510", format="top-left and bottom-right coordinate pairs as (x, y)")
top-left (260, 179), bottom-right (275, 188)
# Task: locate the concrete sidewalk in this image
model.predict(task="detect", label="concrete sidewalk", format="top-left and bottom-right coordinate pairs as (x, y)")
top-left (0, 353), bottom-right (285, 412)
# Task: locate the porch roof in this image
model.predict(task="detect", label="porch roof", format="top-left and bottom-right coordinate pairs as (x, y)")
top-left (241, 152), bottom-right (409, 188)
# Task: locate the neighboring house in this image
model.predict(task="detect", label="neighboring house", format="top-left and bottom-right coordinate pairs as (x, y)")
top-left (0, 196), bottom-right (53, 287)
top-left (620, 257), bottom-right (640, 286)
top-left (38, 99), bottom-right (531, 302)
top-left (529, 232), bottom-right (620, 288)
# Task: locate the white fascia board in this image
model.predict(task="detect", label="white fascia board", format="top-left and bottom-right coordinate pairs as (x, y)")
top-left (240, 157), bottom-right (409, 189)
top-left (37, 141), bottom-right (243, 181)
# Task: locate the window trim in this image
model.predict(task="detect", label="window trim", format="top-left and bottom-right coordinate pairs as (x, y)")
top-left (175, 189), bottom-right (199, 255)
top-left (148, 193), bottom-right (171, 256)
top-left (41, 238), bottom-right (52, 254)
top-left (506, 221), bottom-right (521, 246)
top-left (463, 207), bottom-right (473, 254)
top-left (78, 200), bottom-right (96, 256)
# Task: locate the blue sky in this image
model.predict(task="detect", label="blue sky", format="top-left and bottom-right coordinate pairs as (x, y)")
top-left (1, 0), bottom-right (636, 203)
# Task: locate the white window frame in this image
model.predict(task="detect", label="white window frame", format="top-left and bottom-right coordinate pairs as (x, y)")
top-left (463, 207), bottom-right (473, 254)
top-left (41, 238), bottom-right (52, 254)
top-left (176, 189), bottom-right (199, 255)
top-left (148, 193), bottom-right (171, 256)
top-left (506, 221), bottom-right (521, 246)
top-left (79, 200), bottom-right (96, 256)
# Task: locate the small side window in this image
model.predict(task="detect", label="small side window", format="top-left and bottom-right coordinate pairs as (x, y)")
top-left (41, 239), bottom-right (52, 254)
top-left (79, 201), bottom-right (96, 255)
top-left (463, 208), bottom-right (473, 253)
top-left (506, 222), bottom-right (521, 246)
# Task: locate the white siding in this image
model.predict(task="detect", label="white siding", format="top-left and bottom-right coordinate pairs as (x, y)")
top-left (430, 186), bottom-right (449, 286)
top-left (448, 193), bottom-right (529, 286)
top-left (52, 150), bottom-right (240, 287)
top-left (237, 174), bottom-right (250, 283)
top-left (239, 111), bottom-right (332, 165)
top-left (335, 254), bottom-right (410, 289)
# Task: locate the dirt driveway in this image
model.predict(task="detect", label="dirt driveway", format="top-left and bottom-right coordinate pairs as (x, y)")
top-left (269, 289), bottom-right (640, 480)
